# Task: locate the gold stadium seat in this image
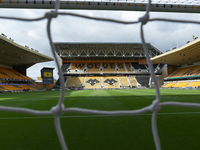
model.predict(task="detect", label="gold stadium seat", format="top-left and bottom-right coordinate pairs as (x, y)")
top-left (162, 82), bottom-right (176, 88)
top-left (186, 81), bottom-right (200, 88)
top-left (116, 63), bottom-right (126, 73)
top-left (85, 63), bottom-right (101, 73)
top-left (66, 77), bottom-right (84, 87)
top-left (118, 76), bottom-right (129, 86)
top-left (128, 76), bottom-right (137, 87)
top-left (172, 82), bottom-right (189, 88)
top-left (125, 63), bottom-right (132, 73)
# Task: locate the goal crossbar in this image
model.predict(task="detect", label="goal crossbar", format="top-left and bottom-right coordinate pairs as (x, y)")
top-left (0, 0), bottom-right (200, 13)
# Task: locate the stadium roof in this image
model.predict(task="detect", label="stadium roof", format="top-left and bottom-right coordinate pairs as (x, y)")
top-left (151, 38), bottom-right (200, 66)
top-left (54, 43), bottom-right (162, 60)
top-left (0, 34), bottom-right (53, 68)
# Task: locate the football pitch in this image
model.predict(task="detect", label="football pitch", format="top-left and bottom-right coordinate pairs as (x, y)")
top-left (0, 89), bottom-right (200, 150)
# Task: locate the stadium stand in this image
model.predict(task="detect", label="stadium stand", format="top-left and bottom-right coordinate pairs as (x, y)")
top-left (0, 67), bottom-right (36, 92)
top-left (0, 34), bottom-right (53, 92)
top-left (54, 43), bottom-right (163, 89)
top-left (164, 65), bottom-right (200, 80)
top-left (151, 38), bottom-right (200, 89)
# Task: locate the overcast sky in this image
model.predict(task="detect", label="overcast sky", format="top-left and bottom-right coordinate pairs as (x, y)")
top-left (0, 8), bottom-right (200, 80)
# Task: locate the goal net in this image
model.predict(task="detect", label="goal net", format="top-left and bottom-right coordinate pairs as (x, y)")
top-left (0, 0), bottom-right (200, 150)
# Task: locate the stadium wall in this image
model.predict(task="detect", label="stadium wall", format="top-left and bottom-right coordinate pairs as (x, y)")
top-left (158, 66), bottom-right (167, 87)
top-left (13, 65), bottom-right (27, 76)
top-left (0, 64), bottom-right (12, 69)
top-left (63, 59), bottom-right (160, 64)
top-left (167, 65), bottom-right (177, 75)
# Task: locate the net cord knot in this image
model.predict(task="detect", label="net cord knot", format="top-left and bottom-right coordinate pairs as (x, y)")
top-left (45, 11), bottom-right (58, 19)
top-left (149, 100), bottom-right (161, 112)
top-left (139, 14), bottom-right (149, 25)
top-left (51, 104), bottom-right (65, 116)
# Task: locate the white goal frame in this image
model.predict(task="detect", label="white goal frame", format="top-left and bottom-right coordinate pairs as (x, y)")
top-left (0, 0), bottom-right (200, 150)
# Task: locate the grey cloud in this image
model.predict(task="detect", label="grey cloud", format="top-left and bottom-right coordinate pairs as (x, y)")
top-left (1, 9), bottom-right (200, 80)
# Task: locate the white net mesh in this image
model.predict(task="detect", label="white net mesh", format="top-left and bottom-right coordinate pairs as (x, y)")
top-left (0, 0), bottom-right (200, 150)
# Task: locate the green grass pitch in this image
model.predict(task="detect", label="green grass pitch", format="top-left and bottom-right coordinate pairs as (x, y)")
top-left (0, 89), bottom-right (200, 150)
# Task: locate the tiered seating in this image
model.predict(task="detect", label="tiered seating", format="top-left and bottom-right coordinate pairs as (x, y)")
top-left (66, 77), bottom-right (84, 87)
top-left (0, 67), bottom-right (11, 79)
top-left (195, 66), bottom-right (200, 75)
top-left (8, 69), bottom-right (32, 80)
top-left (86, 63), bottom-right (101, 73)
top-left (117, 63), bottom-right (126, 73)
top-left (0, 67), bottom-right (32, 81)
top-left (172, 82), bottom-right (189, 88)
top-left (125, 63), bottom-right (132, 73)
top-left (84, 76), bottom-right (101, 88)
top-left (20, 85), bottom-right (35, 90)
top-left (0, 85), bottom-right (5, 91)
top-left (118, 76), bottom-right (129, 86)
top-left (2, 85), bottom-right (22, 91)
top-left (0, 84), bottom-right (36, 91)
top-left (103, 76), bottom-right (120, 88)
top-left (186, 65), bottom-right (200, 76)
top-left (162, 82), bottom-right (176, 88)
top-left (186, 81), bottom-right (200, 88)
top-left (129, 76), bottom-right (137, 87)
top-left (167, 65), bottom-right (200, 79)
top-left (181, 66), bottom-right (197, 77)
top-left (102, 63), bottom-right (117, 73)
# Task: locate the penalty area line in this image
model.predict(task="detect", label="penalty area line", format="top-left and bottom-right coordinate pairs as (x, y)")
top-left (0, 111), bottom-right (200, 120)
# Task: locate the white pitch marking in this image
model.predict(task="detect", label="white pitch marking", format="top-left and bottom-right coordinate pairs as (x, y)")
top-left (1, 112), bottom-right (200, 120)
